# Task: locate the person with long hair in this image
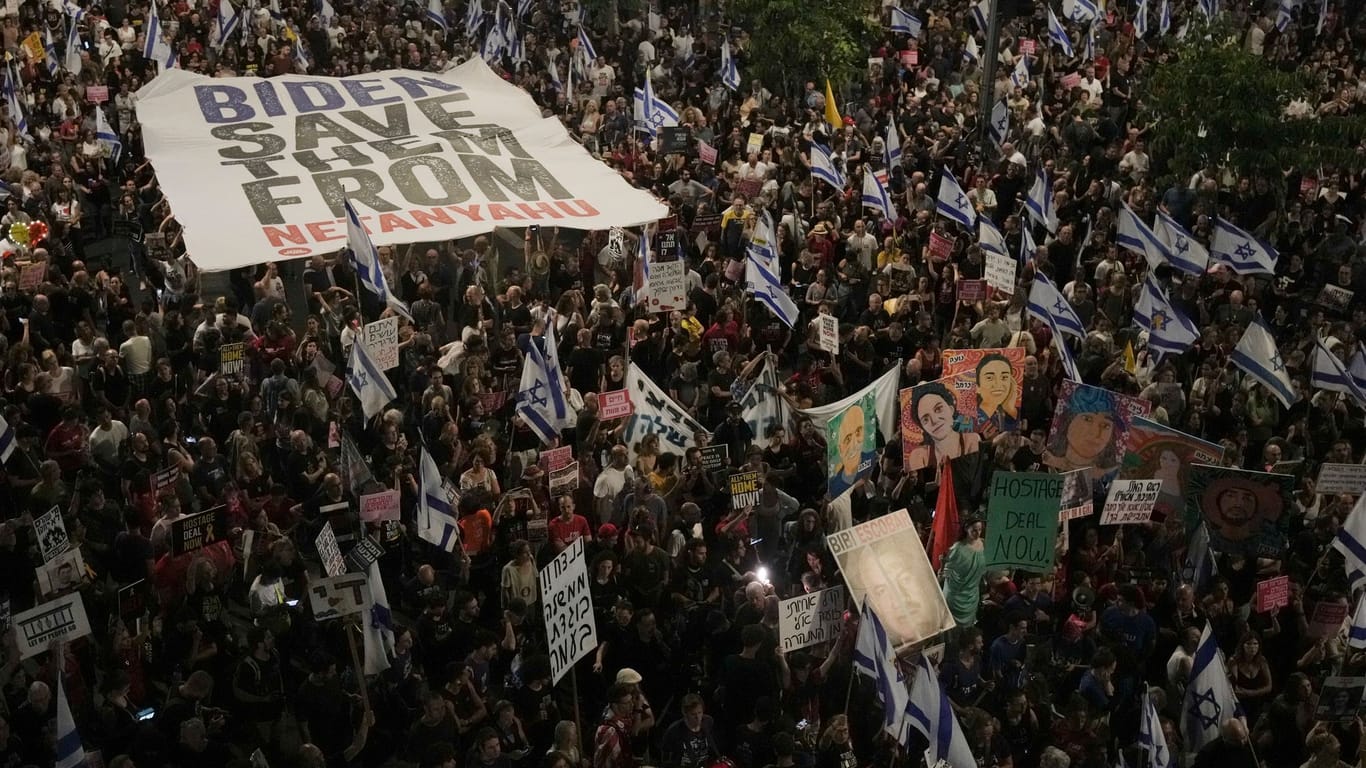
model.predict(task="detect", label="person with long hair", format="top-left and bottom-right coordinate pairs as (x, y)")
top-left (907, 382), bottom-right (982, 472)
top-left (941, 520), bottom-right (988, 627)
top-left (970, 352), bottom-right (1020, 436)
top-left (1044, 386), bottom-right (1124, 484)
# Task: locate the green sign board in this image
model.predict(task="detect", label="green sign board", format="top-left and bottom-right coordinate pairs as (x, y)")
top-left (985, 471), bottom-right (1063, 571)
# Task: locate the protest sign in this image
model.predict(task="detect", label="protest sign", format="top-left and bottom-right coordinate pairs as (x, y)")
top-left (645, 259), bottom-right (687, 313)
top-left (697, 140), bottom-right (717, 166)
top-left (746, 132), bottom-right (765, 155)
top-left (778, 586), bottom-right (845, 652)
top-left (1062, 72), bottom-right (1081, 90)
top-left (700, 444), bottom-right (730, 472)
top-left (1318, 284), bottom-right (1354, 312)
top-left (818, 314), bottom-right (839, 355)
top-left (1046, 382), bottom-right (1151, 476)
top-left (1019, 38), bottom-right (1036, 54)
top-left (729, 470), bottom-right (762, 509)
top-left (34, 506), bottom-right (71, 563)
top-left (358, 489), bottom-right (401, 522)
top-left (1316, 677), bottom-right (1366, 722)
top-left (827, 394), bottom-right (877, 498)
top-left (86, 85), bottom-right (110, 103)
top-left (941, 347), bottom-right (1026, 438)
top-left (826, 510), bottom-right (954, 650)
top-left (659, 125), bottom-right (690, 154)
top-left (1100, 479), bottom-right (1164, 525)
top-left (171, 507), bottom-right (227, 556)
top-left (363, 317), bottom-right (400, 370)
top-left (1186, 465), bottom-right (1295, 558)
top-left (37, 549), bottom-right (86, 597)
top-left (315, 522), bottom-right (346, 577)
top-left (1255, 575), bottom-right (1290, 613)
top-left (928, 231), bottom-right (955, 261)
top-left (599, 390), bottom-right (632, 420)
top-left (1309, 600), bottom-right (1349, 639)
top-left (900, 49), bottom-right (919, 67)
top-left (550, 462), bottom-right (579, 495)
top-left (956, 279), bottom-right (986, 302)
top-left (1120, 417), bottom-right (1223, 534)
top-left (1059, 469), bottom-right (1093, 521)
top-left (623, 362), bottom-right (706, 460)
top-left (539, 538), bottom-right (596, 683)
top-left (984, 251), bottom-right (1017, 294)
top-left (18, 262), bottom-right (44, 291)
top-left (153, 465), bottom-right (181, 493)
top-left (135, 62), bottom-right (667, 271)
top-left (219, 342), bottom-right (245, 377)
top-left (11, 592), bottom-right (92, 659)
top-left (540, 446), bottom-right (575, 472)
top-left (477, 391), bottom-right (507, 413)
top-left (1316, 462), bottom-right (1366, 495)
top-left (308, 572), bottom-right (372, 621)
top-left (19, 32), bottom-right (42, 60)
top-left (985, 472), bottom-right (1062, 571)
top-left (345, 537), bottom-right (386, 574)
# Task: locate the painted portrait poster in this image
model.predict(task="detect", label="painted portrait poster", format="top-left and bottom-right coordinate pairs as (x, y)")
top-left (941, 347), bottom-right (1026, 438)
top-left (827, 393), bottom-right (878, 499)
top-left (1045, 382), bottom-right (1152, 490)
top-left (1120, 416), bottom-right (1225, 531)
top-left (900, 376), bottom-right (982, 473)
top-left (1186, 465), bottom-right (1295, 558)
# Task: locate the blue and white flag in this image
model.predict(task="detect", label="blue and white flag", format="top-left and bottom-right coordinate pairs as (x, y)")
top-left (890, 7), bottom-right (923, 36)
top-left (1048, 7), bottom-right (1075, 56)
top-left (1134, 276), bottom-right (1198, 362)
top-left (516, 0), bottom-right (532, 18)
top-left (43, 25), bottom-right (60, 76)
top-left (636, 225), bottom-right (652, 305)
top-left (1181, 522), bottom-right (1217, 591)
top-left (3, 70), bottom-right (27, 142)
top-left (1336, 494), bottom-right (1366, 591)
top-left (935, 167), bottom-right (976, 230)
top-left (1312, 338), bottom-right (1366, 406)
top-left (1211, 218), bottom-right (1278, 275)
top-left (1348, 593), bottom-right (1366, 650)
top-left (55, 670), bottom-right (85, 768)
top-left (0, 414), bottom-right (14, 464)
top-left (1083, 21), bottom-right (1096, 60)
top-left (1020, 223), bottom-right (1037, 266)
top-left (1351, 344), bottom-right (1366, 394)
top-left (853, 601), bottom-right (909, 739)
top-left (1044, 308), bottom-right (1082, 381)
top-left (216, 0), bottom-right (241, 46)
top-left (426, 0), bottom-right (449, 30)
top-left (1064, 0), bottom-right (1099, 23)
top-left (293, 35), bottom-right (310, 72)
top-left (1027, 272), bottom-right (1085, 338)
top-left (810, 143), bottom-right (846, 190)
top-left (1117, 204), bottom-right (1173, 271)
top-left (60, 0), bottom-right (85, 20)
top-left (142, 2), bottom-right (176, 70)
top-left (634, 70), bottom-right (680, 137)
top-left (345, 200), bottom-right (413, 321)
top-left (884, 121), bottom-right (902, 170)
top-left (1231, 315), bottom-right (1297, 408)
top-left (1135, 0), bottom-right (1150, 37)
top-left (747, 242), bottom-right (799, 328)
top-left (517, 325), bottom-right (571, 445)
top-left (719, 39), bottom-right (740, 91)
top-left (1160, 0), bottom-right (1172, 33)
top-left (65, 15), bottom-right (82, 76)
top-left (1153, 210), bottom-right (1210, 274)
top-left (1139, 688), bottom-right (1174, 768)
top-left (577, 25), bottom-right (597, 62)
top-left (547, 54), bottom-right (563, 89)
top-left (1182, 623), bottom-right (1241, 752)
top-left (979, 218), bottom-right (1008, 257)
top-left (465, 0), bottom-right (484, 37)
top-left (1275, 0), bottom-right (1293, 30)
top-left (903, 654), bottom-right (975, 767)
top-left (94, 106), bottom-right (121, 164)
top-left (972, 0), bottom-right (991, 29)
top-left (347, 334), bottom-right (398, 419)
top-left (863, 166), bottom-right (898, 221)
top-left (1025, 167), bottom-right (1058, 233)
top-left (318, 0), bottom-right (336, 25)
top-left (964, 35), bottom-right (981, 65)
top-left (987, 99), bottom-right (1009, 147)
top-left (418, 447), bottom-right (460, 552)
top-left (363, 561), bottom-right (395, 674)
top-left (1198, 0), bottom-right (1217, 18)
top-left (1010, 57), bottom-right (1030, 89)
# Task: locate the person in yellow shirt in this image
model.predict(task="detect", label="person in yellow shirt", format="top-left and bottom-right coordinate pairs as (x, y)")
top-left (876, 236), bottom-right (903, 270)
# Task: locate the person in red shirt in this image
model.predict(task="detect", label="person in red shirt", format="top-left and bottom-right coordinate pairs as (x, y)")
top-left (701, 308), bottom-right (740, 356)
top-left (594, 682), bottom-right (640, 768)
top-left (547, 495), bottom-right (592, 554)
top-left (44, 406), bottom-right (87, 477)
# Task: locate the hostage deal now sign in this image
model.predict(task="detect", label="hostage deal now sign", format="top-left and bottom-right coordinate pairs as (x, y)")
top-left (137, 60), bottom-right (667, 271)
top-left (985, 472), bottom-right (1062, 571)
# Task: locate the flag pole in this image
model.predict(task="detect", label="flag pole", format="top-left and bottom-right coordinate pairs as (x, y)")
top-left (346, 619), bottom-right (372, 713)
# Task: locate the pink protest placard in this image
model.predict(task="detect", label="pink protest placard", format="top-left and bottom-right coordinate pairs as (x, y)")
top-left (1255, 575), bottom-right (1290, 613)
top-left (600, 390), bottom-right (633, 420)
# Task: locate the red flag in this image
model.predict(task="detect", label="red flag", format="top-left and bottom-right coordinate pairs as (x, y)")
top-left (929, 460), bottom-right (959, 572)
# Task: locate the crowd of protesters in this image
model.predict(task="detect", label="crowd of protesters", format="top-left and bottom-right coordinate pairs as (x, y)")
top-left (0, 0), bottom-right (1365, 767)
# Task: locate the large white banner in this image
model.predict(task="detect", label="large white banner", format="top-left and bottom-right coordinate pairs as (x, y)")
top-left (539, 538), bottom-right (596, 684)
top-left (801, 365), bottom-right (901, 443)
top-left (138, 60), bottom-right (668, 271)
top-left (623, 362), bottom-right (707, 459)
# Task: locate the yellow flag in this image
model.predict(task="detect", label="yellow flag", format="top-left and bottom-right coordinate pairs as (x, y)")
top-left (824, 79), bottom-right (842, 131)
top-left (1123, 341), bottom-right (1137, 374)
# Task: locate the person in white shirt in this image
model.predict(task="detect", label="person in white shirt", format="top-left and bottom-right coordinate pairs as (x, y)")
top-left (1119, 139), bottom-right (1151, 182)
top-left (118, 318), bottom-right (154, 385)
top-left (255, 261), bottom-right (287, 301)
top-left (737, 152), bottom-right (770, 182)
top-left (846, 219), bottom-right (878, 270)
top-left (89, 407), bottom-right (130, 469)
top-left (593, 445), bottom-right (637, 522)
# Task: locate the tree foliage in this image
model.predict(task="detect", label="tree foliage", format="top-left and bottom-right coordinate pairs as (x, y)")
top-left (728, 0), bottom-right (879, 94)
top-left (1140, 19), bottom-right (1366, 181)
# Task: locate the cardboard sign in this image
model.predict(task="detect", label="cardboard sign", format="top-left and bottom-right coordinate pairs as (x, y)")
top-left (549, 462), bottom-right (579, 495)
top-left (729, 470), bottom-right (762, 509)
top-left (700, 444), bottom-right (730, 472)
top-left (1309, 601), bottom-right (1349, 638)
top-left (1061, 72), bottom-right (1082, 90)
top-left (219, 342), bottom-right (245, 377)
top-left (363, 317), bottom-right (400, 370)
top-left (153, 465), bottom-right (180, 493)
top-left (985, 472), bottom-right (1062, 571)
top-left (599, 390), bottom-right (633, 420)
top-left (11, 592), bottom-right (92, 659)
top-left (86, 85), bottom-right (110, 103)
top-left (956, 279), bottom-right (986, 302)
top-left (315, 522), bottom-right (346, 577)
top-left (358, 489), bottom-right (401, 522)
top-left (928, 231), bottom-right (956, 261)
top-left (1315, 676), bottom-right (1366, 722)
top-left (1254, 575), bottom-right (1290, 613)
top-left (171, 507), bottom-right (227, 556)
top-left (345, 537), bottom-right (386, 574)
top-left (984, 251), bottom-right (1017, 295)
top-left (778, 586), bottom-right (846, 652)
top-left (817, 313), bottom-right (839, 355)
top-left (697, 140), bottom-right (717, 166)
top-left (646, 259), bottom-right (687, 313)
top-left (540, 445), bottom-right (575, 472)
top-left (900, 49), bottom-right (919, 67)
top-left (1100, 479), bottom-right (1163, 525)
top-left (539, 538), bottom-right (597, 683)
top-left (308, 572), bottom-right (372, 621)
top-left (17, 261), bottom-right (44, 291)
top-left (34, 506), bottom-right (71, 563)
top-left (36, 549), bottom-right (86, 597)
top-left (1019, 38), bottom-right (1036, 54)
top-left (1317, 462), bottom-right (1366, 495)
top-left (746, 132), bottom-right (765, 156)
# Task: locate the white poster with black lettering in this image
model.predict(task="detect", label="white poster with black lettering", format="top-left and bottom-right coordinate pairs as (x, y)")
top-left (984, 251), bottom-right (1017, 295)
top-left (308, 572), bottom-right (373, 621)
top-left (778, 586), bottom-right (846, 652)
top-left (11, 592), bottom-right (92, 659)
top-left (645, 259), bottom-right (687, 314)
top-left (316, 521), bottom-right (346, 577)
top-left (363, 317), bottom-right (400, 371)
top-left (539, 537), bottom-right (596, 684)
top-left (34, 506), bottom-right (70, 563)
top-left (818, 314), bottom-right (839, 355)
top-left (1100, 479), bottom-right (1164, 525)
top-left (1317, 463), bottom-right (1366, 496)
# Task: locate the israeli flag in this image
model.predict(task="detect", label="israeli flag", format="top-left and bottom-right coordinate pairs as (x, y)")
top-left (810, 142), bottom-right (846, 190)
top-left (1025, 167), bottom-right (1058, 233)
top-left (972, 0), bottom-right (991, 30)
top-left (1152, 209), bottom-right (1209, 274)
top-left (0, 413), bottom-right (14, 464)
top-left (1010, 57), bottom-right (1030, 88)
top-left (1160, 0), bottom-right (1172, 33)
top-left (1231, 315), bottom-right (1297, 408)
top-left (1117, 204), bottom-right (1173, 271)
top-left (719, 39), bottom-right (740, 91)
top-left (43, 25), bottom-right (60, 76)
top-left (517, 0), bottom-right (532, 18)
top-left (1337, 495), bottom-right (1366, 590)
top-left (426, 0), bottom-right (448, 30)
top-left (347, 335), bottom-right (398, 419)
top-left (1350, 593), bottom-right (1366, 650)
top-left (1312, 338), bottom-right (1366, 406)
top-left (345, 200), bottom-right (413, 321)
top-left (142, 2), bottom-right (177, 70)
top-left (1275, 0), bottom-right (1293, 30)
top-left (1083, 22), bottom-right (1095, 60)
top-left (935, 166), bottom-right (976, 230)
top-left (890, 7), bottom-right (923, 36)
top-left (418, 447), bottom-right (460, 552)
top-left (55, 671), bottom-right (85, 768)
top-left (1046, 311), bottom-right (1082, 381)
top-left (547, 54), bottom-right (563, 89)
top-left (516, 326), bottom-right (571, 444)
top-left (1027, 272), bottom-right (1085, 338)
top-left (3, 71), bottom-right (27, 142)
top-left (216, 0), bottom-right (241, 45)
top-left (1211, 217), bottom-right (1278, 275)
top-left (1133, 275), bottom-right (1198, 362)
top-left (1048, 7), bottom-right (1075, 56)
top-left (465, 0), bottom-right (484, 37)
top-left (1139, 688), bottom-right (1174, 768)
top-left (964, 34), bottom-right (981, 65)
top-left (1063, 0), bottom-right (1098, 23)
top-left (863, 166), bottom-right (898, 221)
top-left (634, 70), bottom-right (680, 137)
top-left (363, 561), bottom-right (395, 674)
top-left (1181, 522), bottom-right (1217, 591)
top-left (577, 25), bottom-right (597, 62)
top-left (636, 225), bottom-right (652, 305)
top-left (1182, 624), bottom-right (1241, 752)
top-left (1198, 0), bottom-right (1217, 18)
top-left (854, 602), bottom-right (910, 739)
top-left (1351, 344), bottom-right (1366, 394)
top-left (988, 98), bottom-right (1009, 147)
top-left (293, 35), bottom-right (310, 72)
top-left (979, 218), bottom-right (1008, 257)
top-left (94, 106), bottom-right (121, 163)
top-left (66, 15), bottom-right (83, 76)
top-left (884, 121), bottom-right (902, 170)
top-left (1135, 0), bottom-right (1150, 37)
top-left (901, 654), bottom-right (975, 766)
top-left (1020, 221), bottom-right (1037, 266)
top-left (747, 241), bottom-right (799, 328)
